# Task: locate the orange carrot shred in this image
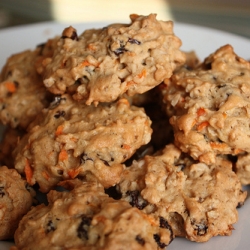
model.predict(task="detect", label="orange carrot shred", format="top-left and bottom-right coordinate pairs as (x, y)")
top-left (24, 158), bottom-right (33, 185)
top-left (138, 69), bottom-right (147, 78)
top-left (42, 171), bottom-right (50, 180)
top-left (197, 121), bottom-right (209, 131)
top-left (55, 125), bottom-right (64, 136)
top-left (210, 142), bottom-right (227, 149)
top-left (197, 107), bottom-right (206, 116)
top-left (126, 80), bottom-right (136, 87)
top-left (80, 60), bottom-right (91, 67)
top-left (122, 144), bottom-right (131, 150)
top-left (59, 149), bottom-right (68, 161)
top-left (68, 168), bottom-right (80, 179)
top-left (5, 81), bottom-right (17, 93)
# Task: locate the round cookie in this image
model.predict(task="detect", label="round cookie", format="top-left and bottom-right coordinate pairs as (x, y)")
top-left (117, 144), bottom-right (247, 242)
top-left (13, 94), bottom-right (152, 192)
top-left (0, 48), bottom-right (53, 129)
top-left (13, 179), bottom-right (173, 250)
top-left (0, 166), bottom-right (35, 240)
top-left (163, 44), bottom-right (250, 164)
top-left (42, 14), bottom-right (185, 105)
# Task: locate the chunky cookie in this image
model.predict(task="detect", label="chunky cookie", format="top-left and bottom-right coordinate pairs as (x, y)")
top-left (0, 166), bottom-right (35, 240)
top-left (13, 179), bottom-right (173, 250)
top-left (0, 48), bottom-right (53, 129)
top-left (41, 14), bottom-right (185, 105)
top-left (163, 45), bottom-right (250, 164)
top-left (117, 144), bottom-right (247, 242)
top-left (14, 94), bottom-right (152, 192)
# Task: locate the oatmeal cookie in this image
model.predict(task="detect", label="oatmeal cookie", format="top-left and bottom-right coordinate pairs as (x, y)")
top-left (13, 179), bottom-right (173, 250)
top-left (0, 166), bottom-right (35, 240)
top-left (117, 144), bottom-right (247, 242)
top-left (42, 14), bottom-right (185, 105)
top-left (13, 94), bottom-right (152, 192)
top-left (0, 48), bottom-right (52, 129)
top-left (163, 45), bottom-right (250, 164)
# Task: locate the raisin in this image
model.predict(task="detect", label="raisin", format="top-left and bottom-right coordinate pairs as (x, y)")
top-left (159, 217), bottom-right (174, 244)
top-left (135, 235), bottom-right (145, 246)
top-left (114, 47), bottom-right (128, 56)
top-left (126, 190), bottom-right (148, 210)
top-left (49, 96), bottom-right (66, 109)
top-left (80, 153), bottom-right (94, 164)
top-left (46, 220), bottom-right (56, 233)
top-left (153, 234), bottom-right (167, 249)
top-left (105, 186), bottom-right (122, 200)
top-left (191, 219), bottom-right (208, 236)
top-left (0, 187), bottom-right (5, 197)
top-left (237, 201), bottom-right (244, 208)
top-left (128, 38), bottom-right (141, 45)
top-left (62, 29), bottom-right (78, 41)
top-left (203, 62), bottom-right (212, 70)
top-left (77, 216), bottom-right (92, 240)
top-left (54, 110), bottom-right (66, 119)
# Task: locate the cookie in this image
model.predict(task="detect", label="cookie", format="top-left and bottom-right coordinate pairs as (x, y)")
top-left (163, 45), bottom-right (250, 164)
top-left (0, 48), bottom-right (52, 129)
top-left (41, 14), bottom-right (185, 105)
top-left (13, 179), bottom-right (173, 250)
top-left (117, 144), bottom-right (247, 242)
top-left (0, 166), bottom-right (35, 240)
top-left (13, 94), bottom-right (152, 192)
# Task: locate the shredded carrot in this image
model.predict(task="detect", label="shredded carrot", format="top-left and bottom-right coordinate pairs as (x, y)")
top-left (94, 215), bottom-right (107, 223)
top-left (55, 125), bottom-right (64, 136)
top-left (5, 81), bottom-right (17, 93)
top-left (59, 149), bottom-right (68, 161)
top-left (210, 142), bottom-right (227, 149)
top-left (79, 59), bottom-right (99, 68)
top-left (68, 168), bottom-right (80, 179)
top-left (87, 44), bottom-right (96, 51)
top-left (197, 107), bottom-right (206, 116)
top-left (122, 144), bottom-right (131, 150)
top-left (126, 80), bottom-right (136, 87)
top-left (197, 121), bottom-right (209, 131)
top-left (70, 137), bottom-right (78, 142)
top-left (234, 148), bottom-right (243, 155)
top-left (118, 98), bottom-right (130, 106)
top-left (24, 158), bottom-right (33, 185)
top-left (141, 212), bottom-right (157, 226)
top-left (80, 60), bottom-right (91, 67)
top-left (222, 112), bottom-right (227, 118)
top-left (137, 69), bottom-right (147, 78)
top-left (42, 171), bottom-right (50, 181)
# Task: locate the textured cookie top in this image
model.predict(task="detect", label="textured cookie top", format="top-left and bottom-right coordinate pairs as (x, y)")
top-left (0, 166), bottom-right (34, 240)
top-left (118, 144), bottom-right (247, 242)
top-left (14, 95), bottom-right (152, 192)
top-left (42, 14), bottom-right (185, 105)
top-left (0, 49), bottom-right (52, 129)
top-left (13, 179), bottom-right (173, 250)
top-left (163, 44), bottom-right (250, 163)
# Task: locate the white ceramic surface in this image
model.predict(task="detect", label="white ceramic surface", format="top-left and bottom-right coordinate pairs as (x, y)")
top-left (0, 21), bottom-right (250, 250)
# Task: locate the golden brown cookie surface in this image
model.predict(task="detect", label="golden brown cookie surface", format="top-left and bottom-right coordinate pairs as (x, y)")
top-left (0, 166), bottom-right (35, 240)
top-left (42, 14), bottom-right (185, 105)
top-left (14, 95), bottom-right (152, 192)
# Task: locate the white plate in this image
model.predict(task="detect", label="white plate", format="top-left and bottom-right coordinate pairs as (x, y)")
top-left (0, 21), bottom-right (250, 250)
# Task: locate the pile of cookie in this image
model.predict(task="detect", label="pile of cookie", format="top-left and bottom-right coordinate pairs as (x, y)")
top-left (0, 13), bottom-right (249, 249)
